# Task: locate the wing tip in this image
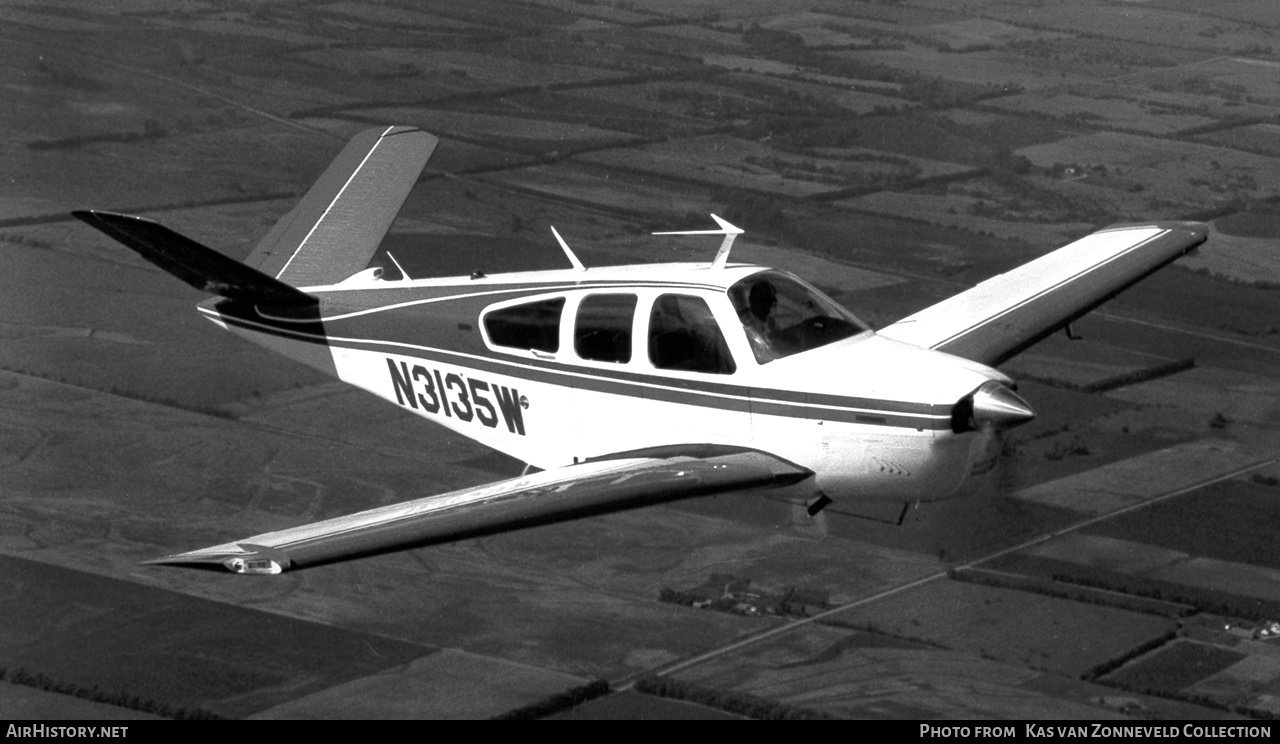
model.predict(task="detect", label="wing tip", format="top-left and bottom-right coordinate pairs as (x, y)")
top-left (143, 543), bottom-right (292, 575)
top-left (382, 124), bottom-right (437, 144)
top-left (1101, 220), bottom-right (1210, 242)
top-left (71, 209), bottom-right (155, 229)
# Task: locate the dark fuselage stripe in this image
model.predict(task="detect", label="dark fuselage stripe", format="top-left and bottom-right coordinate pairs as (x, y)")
top-left (208, 309), bottom-right (953, 429)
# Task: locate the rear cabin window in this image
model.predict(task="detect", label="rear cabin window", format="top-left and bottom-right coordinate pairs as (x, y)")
top-left (484, 297), bottom-right (565, 353)
top-left (648, 294), bottom-right (735, 375)
top-left (574, 294), bottom-right (636, 363)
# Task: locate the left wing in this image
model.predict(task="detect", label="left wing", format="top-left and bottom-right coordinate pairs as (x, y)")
top-left (148, 449), bottom-right (811, 574)
top-left (878, 222), bottom-right (1208, 366)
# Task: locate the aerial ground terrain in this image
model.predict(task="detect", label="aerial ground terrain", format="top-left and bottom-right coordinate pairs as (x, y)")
top-left (3, 0), bottom-right (1280, 720)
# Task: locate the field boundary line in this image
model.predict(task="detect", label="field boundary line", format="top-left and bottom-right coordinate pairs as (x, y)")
top-left (619, 450), bottom-right (1279, 688)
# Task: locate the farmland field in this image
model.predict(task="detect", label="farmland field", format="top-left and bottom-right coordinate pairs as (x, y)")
top-left (578, 135), bottom-right (879, 197)
top-left (837, 191), bottom-right (1093, 246)
top-left (1085, 479), bottom-right (1280, 573)
top-left (987, 91), bottom-right (1217, 135)
top-left (482, 163), bottom-right (711, 217)
top-left (351, 107), bottom-right (640, 151)
top-left (849, 46), bottom-right (1079, 88)
top-left (936, 0), bottom-right (1269, 53)
top-left (5, 0), bottom-right (1280, 722)
top-left (849, 579), bottom-right (1175, 678)
top-left (1199, 123), bottom-right (1280, 156)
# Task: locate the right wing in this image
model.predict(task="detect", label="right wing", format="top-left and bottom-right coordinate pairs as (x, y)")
top-left (877, 222), bottom-right (1208, 366)
top-left (247, 125), bottom-right (438, 287)
top-left (147, 449), bottom-right (811, 574)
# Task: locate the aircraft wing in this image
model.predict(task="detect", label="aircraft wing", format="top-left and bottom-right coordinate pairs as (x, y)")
top-left (877, 222), bottom-right (1208, 366)
top-left (147, 449), bottom-right (811, 574)
top-left (246, 125), bottom-right (438, 287)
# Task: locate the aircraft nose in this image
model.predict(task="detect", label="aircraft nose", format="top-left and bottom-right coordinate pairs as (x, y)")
top-left (970, 381), bottom-right (1036, 431)
top-left (952, 380), bottom-right (1036, 433)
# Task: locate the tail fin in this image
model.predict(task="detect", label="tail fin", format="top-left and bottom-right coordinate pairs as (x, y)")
top-left (246, 125), bottom-right (438, 287)
top-left (75, 126), bottom-right (436, 303)
top-left (73, 210), bottom-right (314, 307)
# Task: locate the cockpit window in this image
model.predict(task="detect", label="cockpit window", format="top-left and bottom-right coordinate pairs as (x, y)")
top-left (729, 271), bottom-right (867, 363)
top-left (575, 294), bottom-right (636, 363)
top-left (484, 297), bottom-right (565, 353)
top-left (648, 294), bottom-right (735, 374)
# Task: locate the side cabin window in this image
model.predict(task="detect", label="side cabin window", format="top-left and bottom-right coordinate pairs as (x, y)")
top-left (729, 271), bottom-right (867, 364)
top-left (648, 294), bottom-right (735, 375)
top-left (484, 297), bottom-right (565, 353)
top-left (575, 294), bottom-right (636, 363)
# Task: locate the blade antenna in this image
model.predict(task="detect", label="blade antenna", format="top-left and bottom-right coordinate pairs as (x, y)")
top-left (550, 226), bottom-right (586, 272)
top-left (386, 251), bottom-right (412, 281)
top-left (654, 214), bottom-right (744, 269)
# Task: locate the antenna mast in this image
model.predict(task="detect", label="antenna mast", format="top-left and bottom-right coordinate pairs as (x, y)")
top-left (550, 226), bottom-right (586, 272)
top-left (654, 214), bottom-right (744, 269)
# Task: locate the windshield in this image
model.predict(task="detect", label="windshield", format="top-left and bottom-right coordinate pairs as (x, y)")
top-left (728, 271), bottom-right (868, 363)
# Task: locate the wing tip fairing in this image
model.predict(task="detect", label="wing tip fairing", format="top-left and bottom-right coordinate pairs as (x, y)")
top-left (143, 542), bottom-right (292, 575)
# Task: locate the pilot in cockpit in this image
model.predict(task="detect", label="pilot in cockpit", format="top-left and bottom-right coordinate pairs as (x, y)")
top-left (731, 271), bottom-right (866, 364)
top-left (739, 279), bottom-right (781, 361)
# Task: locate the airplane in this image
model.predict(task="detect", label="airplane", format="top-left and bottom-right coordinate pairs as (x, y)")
top-left (73, 125), bottom-right (1208, 575)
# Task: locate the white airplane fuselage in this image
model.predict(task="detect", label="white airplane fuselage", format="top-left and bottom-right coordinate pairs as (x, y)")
top-left (71, 127), bottom-right (1205, 574)
top-left (200, 261), bottom-right (1024, 505)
